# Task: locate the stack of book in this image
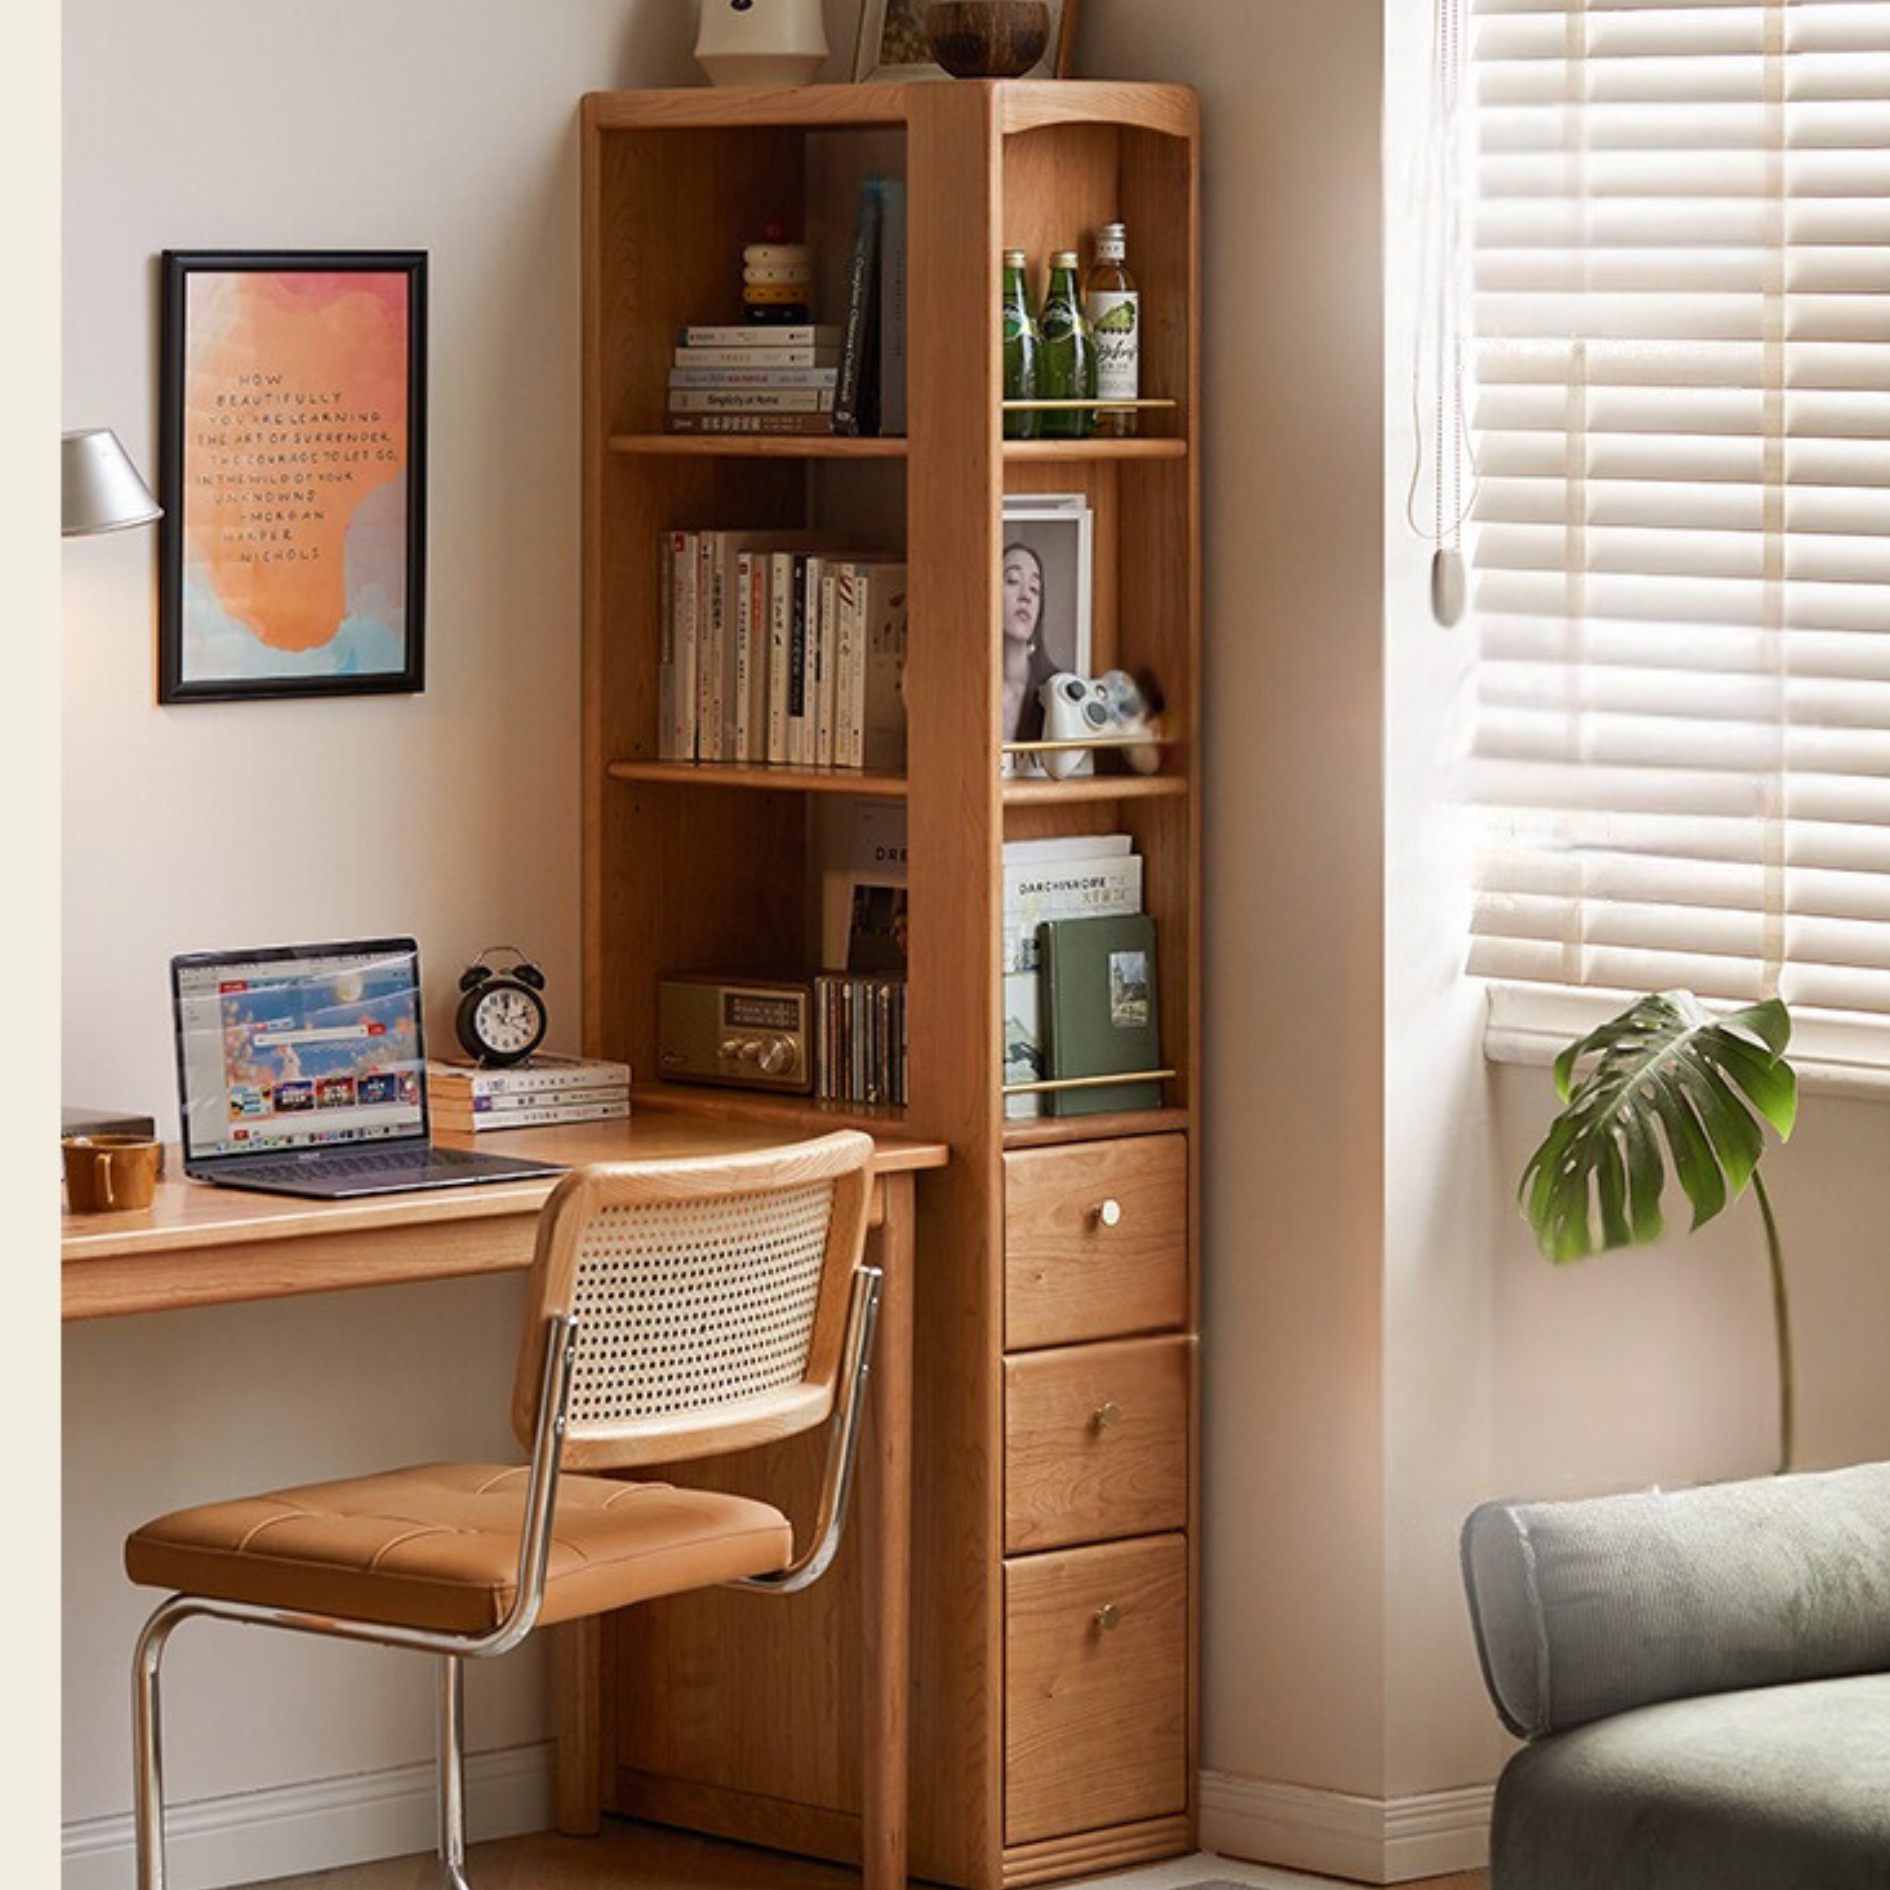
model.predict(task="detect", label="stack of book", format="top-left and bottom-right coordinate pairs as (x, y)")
top-left (426, 1054), bottom-right (632, 1132)
top-left (658, 528), bottom-right (907, 769)
top-left (667, 323), bottom-right (841, 435)
top-left (999, 833), bottom-right (1145, 1119)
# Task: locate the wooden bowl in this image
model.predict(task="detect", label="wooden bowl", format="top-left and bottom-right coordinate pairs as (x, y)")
top-left (925, 1), bottom-right (1051, 78)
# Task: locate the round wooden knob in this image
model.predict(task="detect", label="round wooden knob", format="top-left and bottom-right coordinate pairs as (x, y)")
top-left (1096, 1198), bottom-right (1122, 1228)
top-left (1094, 1603), bottom-right (1122, 1632)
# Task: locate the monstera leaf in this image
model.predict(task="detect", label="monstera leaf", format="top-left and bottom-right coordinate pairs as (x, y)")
top-left (1521, 991), bottom-right (1796, 1262)
top-left (1519, 989), bottom-right (1800, 1468)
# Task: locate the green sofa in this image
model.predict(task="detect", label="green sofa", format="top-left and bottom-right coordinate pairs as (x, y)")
top-left (1460, 1461), bottom-right (1890, 1889)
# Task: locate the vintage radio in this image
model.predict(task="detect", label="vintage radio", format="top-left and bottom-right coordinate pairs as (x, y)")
top-left (657, 973), bottom-right (815, 1094)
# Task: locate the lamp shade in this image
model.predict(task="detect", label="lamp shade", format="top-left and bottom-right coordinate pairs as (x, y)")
top-left (62, 428), bottom-right (162, 536)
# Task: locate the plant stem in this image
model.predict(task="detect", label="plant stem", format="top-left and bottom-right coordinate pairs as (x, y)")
top-left (1753, 1170), bottom-right (1793, 1474)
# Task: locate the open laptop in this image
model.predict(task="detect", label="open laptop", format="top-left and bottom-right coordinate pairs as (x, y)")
top-left (171, 937), bottom-right (567, 1199)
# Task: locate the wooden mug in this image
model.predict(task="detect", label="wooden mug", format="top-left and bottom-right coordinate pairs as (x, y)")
top-left (62, 1134), bottom-right (162, 1213)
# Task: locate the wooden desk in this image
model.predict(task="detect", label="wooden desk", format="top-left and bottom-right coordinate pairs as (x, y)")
top-left (63, 1113), bottom-right (948, 1890)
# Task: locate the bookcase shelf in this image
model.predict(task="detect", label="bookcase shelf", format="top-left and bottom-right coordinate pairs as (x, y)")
top-left (606, 758), bottom-right (909, 797)
top-left (581, 78), bottom-right (1200, 1890)
top-left (609, 431), bottom-right (910, 459)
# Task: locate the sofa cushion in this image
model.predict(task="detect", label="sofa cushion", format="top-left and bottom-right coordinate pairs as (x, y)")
top-left (1462, 1462), bottom-right (1890, 1737)
top-left (1490, 1673), bottom-right (1890, 1890)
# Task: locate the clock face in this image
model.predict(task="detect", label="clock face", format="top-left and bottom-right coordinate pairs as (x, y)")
top-left (474, 984), bottom-right (544, 1055)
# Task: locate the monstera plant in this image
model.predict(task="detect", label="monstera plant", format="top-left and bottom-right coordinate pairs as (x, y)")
top-left (1518, 990), bottom-right (1800, 1472)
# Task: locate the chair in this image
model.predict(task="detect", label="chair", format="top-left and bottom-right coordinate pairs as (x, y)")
top-left (123, 1130), bottom-right (881, 1890)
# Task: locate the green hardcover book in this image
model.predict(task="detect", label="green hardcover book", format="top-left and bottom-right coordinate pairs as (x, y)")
top-left (1038, 912), bottom-right (1162, 1116)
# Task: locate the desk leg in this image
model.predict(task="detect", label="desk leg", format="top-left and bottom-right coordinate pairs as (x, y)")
top-left (862, 1171), bottom-right (913, 1890)
top-left (554, 1617), bottom-right (602, 1836)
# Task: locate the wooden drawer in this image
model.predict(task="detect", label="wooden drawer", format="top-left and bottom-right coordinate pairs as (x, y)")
top-left (1004, 1134), bottom-right (1188, 1350)
top-left (1005, 1336), bottom-right (1190, 1553)
top-left (1004, 1534), bottom-right (1189, 1846)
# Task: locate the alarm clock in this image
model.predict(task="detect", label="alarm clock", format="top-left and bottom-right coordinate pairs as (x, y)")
top-left (455, 946), bottom-right (548, 1067)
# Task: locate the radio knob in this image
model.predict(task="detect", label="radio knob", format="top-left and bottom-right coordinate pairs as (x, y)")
top-left (756, 1037), bottom-right (797, 1076)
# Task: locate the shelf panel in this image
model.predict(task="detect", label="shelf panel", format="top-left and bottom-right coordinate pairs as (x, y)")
top-left (1001, 1106), bottom-right (1193, 1149)
top-left (1003, 437), bottom-right (1188, 462)
top-left (608, 759), bottom-right (909, 798)
top-left (1002, 773), bottom-right (1189, 807)
top-left (627, 1081), bottom-right (911, 1135)
top-left (609, 432), bottom-right (909, 460)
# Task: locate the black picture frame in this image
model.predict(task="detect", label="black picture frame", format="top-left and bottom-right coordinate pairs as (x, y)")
top-left (157, 250), bottom-right (428, 703)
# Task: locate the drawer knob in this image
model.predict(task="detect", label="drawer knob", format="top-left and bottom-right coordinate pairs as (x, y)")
top-left (1095, 1198), bottom-right (1123, 1228)
top-left (1093, 1400), bottom-right (1124, 1431)
top-left (1094, 1603), bottom-right (1123, 1632)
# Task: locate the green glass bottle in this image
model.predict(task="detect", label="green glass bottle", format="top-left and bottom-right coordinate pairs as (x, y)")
top-left (1001, 248), bottom-right (1041, 440)
top-left (1037, 249), bottom-right (1096, 439)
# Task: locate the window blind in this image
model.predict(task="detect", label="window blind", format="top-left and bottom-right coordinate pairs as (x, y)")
top-left (1464, 0), bottom-right (1890, 1080)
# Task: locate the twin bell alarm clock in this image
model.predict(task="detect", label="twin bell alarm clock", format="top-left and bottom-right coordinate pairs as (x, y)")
top-left (455, 945), bottom-right (548, 1068)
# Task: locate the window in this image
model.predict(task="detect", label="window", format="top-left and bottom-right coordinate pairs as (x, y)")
top-left (1464, 0), bottom-right (1890, 1085)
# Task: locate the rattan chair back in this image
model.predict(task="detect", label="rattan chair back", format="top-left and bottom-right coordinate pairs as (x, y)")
top-left (510, 1129), bottom-right (875, 1470)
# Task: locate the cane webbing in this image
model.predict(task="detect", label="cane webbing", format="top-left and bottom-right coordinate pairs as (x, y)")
top-left (563, 1179), bottom-right (833, 1426)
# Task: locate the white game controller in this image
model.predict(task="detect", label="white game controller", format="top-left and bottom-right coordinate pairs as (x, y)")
top-left (1038, 669), bottom-right (1162, 779)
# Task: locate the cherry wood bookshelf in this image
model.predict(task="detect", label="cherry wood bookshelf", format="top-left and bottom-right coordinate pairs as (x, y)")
top-left (581, 79), bottom-right (1200, 1890)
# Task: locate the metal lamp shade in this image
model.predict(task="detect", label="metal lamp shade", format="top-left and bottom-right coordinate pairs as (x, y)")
top-left (62, 428), bottom-right (162, 536)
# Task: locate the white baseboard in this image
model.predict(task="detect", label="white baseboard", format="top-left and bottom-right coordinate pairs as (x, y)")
top-left (61, 1741), bottom-right (555, 1890)
top-left (1199, 1768), bottom-right (1492, 1884)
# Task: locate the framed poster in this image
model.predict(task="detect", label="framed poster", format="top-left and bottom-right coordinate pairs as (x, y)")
top-left (158, 250), bottom-right (427, 703)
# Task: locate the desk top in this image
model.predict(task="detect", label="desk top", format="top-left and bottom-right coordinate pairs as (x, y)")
top-left (62, 1114), bottom-right (949, 1321)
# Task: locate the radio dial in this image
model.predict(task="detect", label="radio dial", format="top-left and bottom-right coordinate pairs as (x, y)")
top-left (756, 1037), bottom-right (797, 1077)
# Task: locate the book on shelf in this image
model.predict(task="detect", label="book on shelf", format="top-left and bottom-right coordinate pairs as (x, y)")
top-left (877, 175), bottom-right (908, 437)
top-left (1037, 911), bottom-right (1163, 1117)
top-left (843, 556), bottom-right (908, 771)
top-left (675, 322), bottom-right (841, 349)
top-left (814, 798), bottom-right (909, 971)
top-left (832, 176), bottom-right (886, 437)
top-left (672, 342), bottom-right (840, 370)
top-left (1000, 834), bottom-right (1143, 1119)
top-left (663, 410), bottom-right (839, 435)
top-left (668, 365), bottom-right (840, 390)
top-left (668, 387), bottom-right (835, 414)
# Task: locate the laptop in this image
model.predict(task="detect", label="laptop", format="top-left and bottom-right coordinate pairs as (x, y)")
top-left (171, 937), bottom-right (568, 1199)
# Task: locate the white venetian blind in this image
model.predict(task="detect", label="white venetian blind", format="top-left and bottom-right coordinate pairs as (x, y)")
top-left (1465, 0), bottom-right (1890, 1077)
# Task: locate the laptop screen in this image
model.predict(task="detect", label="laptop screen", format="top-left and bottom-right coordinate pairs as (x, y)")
top-left (173, 938), bottom-right (431, 1163)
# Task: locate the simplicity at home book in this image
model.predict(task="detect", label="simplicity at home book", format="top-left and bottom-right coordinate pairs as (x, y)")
top-left (1038, 910), bottom-right (1162, 1116)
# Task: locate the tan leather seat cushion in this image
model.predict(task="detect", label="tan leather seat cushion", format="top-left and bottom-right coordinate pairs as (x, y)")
top-left (125, 1463), bottom-right (793, 1634)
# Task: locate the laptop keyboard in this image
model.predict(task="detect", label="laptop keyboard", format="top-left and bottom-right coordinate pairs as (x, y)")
top-left (236, 1146), bottom-right (489, 1184)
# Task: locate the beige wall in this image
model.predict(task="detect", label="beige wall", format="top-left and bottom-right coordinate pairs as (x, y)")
top-left (56, 1), bottom-right (1890, 1886)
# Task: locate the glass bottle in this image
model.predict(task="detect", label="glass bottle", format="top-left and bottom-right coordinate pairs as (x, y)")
top-left (1000, 248), bottom-right (1041, 440)
top-left (1084, 222), bottom-right (1140, 438)
top-left (1037, 249), bottom-right (1096, 439)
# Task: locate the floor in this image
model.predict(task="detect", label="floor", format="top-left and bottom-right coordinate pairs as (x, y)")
top-left (243, 1820), bottom-right (1490, 1890)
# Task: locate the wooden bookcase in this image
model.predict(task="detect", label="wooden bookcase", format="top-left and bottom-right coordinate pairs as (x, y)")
top-left (580, 80), bottom-right (1200, 1890)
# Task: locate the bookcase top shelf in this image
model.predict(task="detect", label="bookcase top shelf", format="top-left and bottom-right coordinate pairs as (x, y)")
top-left (582, 79), bottom-right (1198, 140)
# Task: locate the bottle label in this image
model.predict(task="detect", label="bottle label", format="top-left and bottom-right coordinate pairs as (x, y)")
top-left (1040, 299), bottom-right (1082, 343)
top-left (1087, 291), bottom-right (1139, 400)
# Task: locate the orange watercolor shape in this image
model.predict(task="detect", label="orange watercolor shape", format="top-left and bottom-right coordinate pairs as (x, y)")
top-left (185, 271), bottom-right (409, 654)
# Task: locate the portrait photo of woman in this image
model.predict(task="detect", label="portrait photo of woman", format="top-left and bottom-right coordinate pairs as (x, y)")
top-left (999, 498), bottom-right (1093, 776)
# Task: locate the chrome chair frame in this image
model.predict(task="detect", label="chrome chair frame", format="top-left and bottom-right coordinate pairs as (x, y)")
top-left (131, 1259), bottom-right (882, 1890)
